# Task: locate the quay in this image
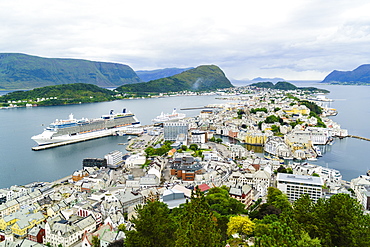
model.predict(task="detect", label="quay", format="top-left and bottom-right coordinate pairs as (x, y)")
top-left (31, 132), bottom-right (113, 151)
top-left (180, 106), bottom-right (208, 110)
top-left (348, 135), bottom-right (370, 142)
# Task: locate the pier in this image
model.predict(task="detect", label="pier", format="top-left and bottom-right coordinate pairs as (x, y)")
top-left (32, 132), bottom-right (113, 151)
top-left (180, 106), bottom-right (208, 110)
top-left (348, 135), bottom-right (370, 142)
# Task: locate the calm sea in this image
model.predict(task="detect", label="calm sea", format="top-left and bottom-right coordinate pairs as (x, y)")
top-left (0, 95), bottom-right (230, 188)
top-left (0, 83), bottom-right (369, 188)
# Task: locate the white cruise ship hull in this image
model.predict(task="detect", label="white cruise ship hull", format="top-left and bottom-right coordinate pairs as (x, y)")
top-left (32, 124), bottom-right (140, 146)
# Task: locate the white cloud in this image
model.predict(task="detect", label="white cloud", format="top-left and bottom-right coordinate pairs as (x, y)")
top-left (1, 0), bottom-right (370, 80)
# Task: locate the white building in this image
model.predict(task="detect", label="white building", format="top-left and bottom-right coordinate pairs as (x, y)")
top-left (44, 215), bottom-right (96, 247)
top-left (277, 173), bottom-right (323, 202)
top-left (104, 150), bottom-right (123, 168)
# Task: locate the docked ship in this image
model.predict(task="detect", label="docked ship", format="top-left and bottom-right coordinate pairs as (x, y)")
top-left (152, 108), bottom-right (186, 123)
top-left (31, 109), bottom-right (140, 146)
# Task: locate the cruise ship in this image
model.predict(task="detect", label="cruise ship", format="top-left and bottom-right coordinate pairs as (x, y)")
top-left (152, 108), bottom-right (186, 123)
top-left (31, 109), bottom-right (140, 146)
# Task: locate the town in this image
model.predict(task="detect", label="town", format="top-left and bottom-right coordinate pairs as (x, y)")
top-left (0, 85), bottom-right (369, 247)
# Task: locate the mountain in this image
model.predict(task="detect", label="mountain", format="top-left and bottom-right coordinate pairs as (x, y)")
top-left (136, 67), bottom-right (193, 82)
top-left (250, 81), bottom-right (329, 93)
top-left (322, 64), bottom-right (370, 84)
top-left (0, 53), bottom-right (141, 89)
top-left (116, 65), bottom-right (233, 94)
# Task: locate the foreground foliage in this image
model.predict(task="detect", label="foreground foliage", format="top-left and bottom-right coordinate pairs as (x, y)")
top-left (123, 186), bottom-right (370, 247)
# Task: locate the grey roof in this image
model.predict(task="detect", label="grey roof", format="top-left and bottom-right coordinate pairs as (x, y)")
top-left (229, 187), bottom-right (242, 197)
top-left (277, 173), bottom-right (323, 186)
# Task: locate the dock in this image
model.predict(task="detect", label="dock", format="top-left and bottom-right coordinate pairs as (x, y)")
top-left (32, 132), bottom-right (113, 151)
top-left (348, 135), bottom-right (370, 142)
top-left (180, 106), bottom-right (208, 110)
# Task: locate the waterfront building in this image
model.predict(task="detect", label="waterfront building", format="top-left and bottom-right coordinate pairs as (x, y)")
top-left (104, 150), bottom-right (123, 168)
top-left (242, 131), bottom-right (268, 145)
top-left (83, 158), bottom-right (107, 168)
top-left (163, 122), bottom-right (188, 141)
top-left (264, 136), bottom-right (292, 158)
top-left (277, 173), bottom-right (323, 202)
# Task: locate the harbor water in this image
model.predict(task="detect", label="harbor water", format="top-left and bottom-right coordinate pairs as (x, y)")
top-left (1, 83), bottom-right (370, 188)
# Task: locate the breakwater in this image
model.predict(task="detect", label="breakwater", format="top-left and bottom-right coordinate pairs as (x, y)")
top-left (348, 135), bottom-right (370, 142)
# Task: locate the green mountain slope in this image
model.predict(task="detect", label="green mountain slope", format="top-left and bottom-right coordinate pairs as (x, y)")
top-left (0, 83), bottom-right (116, 106)
top-left (0, 53), bottom-right (140, 89)
top-left (117, 65), bottom-right (233, 93)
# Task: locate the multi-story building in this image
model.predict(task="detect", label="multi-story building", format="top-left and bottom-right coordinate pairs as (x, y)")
top-left (83, 158), bottom-right (107, 168)
top-left (170, 153), bottom-right (204, 181)
top-left (44, 215), bottom-right (96, 247)
top-left (163, 122), bottom-right (188, 141)
top-left (104, 150), bottom-right (123, 168)
top-left (277, 173), bottom-right (323, 202)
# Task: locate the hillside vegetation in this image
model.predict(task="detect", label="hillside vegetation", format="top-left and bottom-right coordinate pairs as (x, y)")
top-left (0, 53), bottom-right (140, 89)
top-left (0, 83), bottom-right (116, 106)
top-left (250, 81), bottom-right (330, 93)
top-left (116, 65), bottom-right (233, 94)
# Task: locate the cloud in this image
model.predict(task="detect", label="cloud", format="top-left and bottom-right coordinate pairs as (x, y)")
top-left (1, 0), bottom-right (370, 80)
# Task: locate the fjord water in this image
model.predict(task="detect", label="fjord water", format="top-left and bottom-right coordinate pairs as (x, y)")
top-left (0, 95), bottom-right (227, 188)
top-left (0, 83), bottom-right (370, 188)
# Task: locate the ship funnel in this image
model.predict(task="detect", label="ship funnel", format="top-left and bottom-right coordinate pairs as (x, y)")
top-left (110, 110), bottom-right (114, 115)
top-left (122, 108), bottom-right (126, 113)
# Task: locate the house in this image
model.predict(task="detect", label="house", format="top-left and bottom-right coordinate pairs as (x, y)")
top-left (10, 211), bottom-right (45, 237)
top-left (27, 224), bottom-right (45, 243)
top-left (81, 223), bottom-right (124, 247)
top-left (44, 215), bottom-right (96, 247)
top-left (229, 185), bottom-right (253, 208)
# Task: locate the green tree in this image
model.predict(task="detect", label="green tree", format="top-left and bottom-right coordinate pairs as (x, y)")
top-left (125, 201), bottom-right (176, 247)
top-left (175, 187), bottom-right (222, 247)
top-left (91, 235), bottom-right (100, 247)
top-left (227, 215), bottom-right (255, 237)
top-left (189, 143), bottom-right (198, 151)
top-left (255, 221), bottom-right (297, 247)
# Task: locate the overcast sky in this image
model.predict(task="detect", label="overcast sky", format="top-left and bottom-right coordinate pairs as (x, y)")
top-left (1, 0), bottom-right (370, 80)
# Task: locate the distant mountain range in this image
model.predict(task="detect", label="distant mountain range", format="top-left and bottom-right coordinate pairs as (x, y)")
top-left (322, 64), bottom-right (370, 84)
top-left (116, 65), bottom-right (233, 94)
top-left (0, 53), bottom-right (140, 89)
top-left (136, 67), bottom-right (193, 82)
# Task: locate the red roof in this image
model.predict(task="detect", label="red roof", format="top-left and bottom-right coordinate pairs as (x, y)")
top-left (197, 183), bottom-right (211, 192)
